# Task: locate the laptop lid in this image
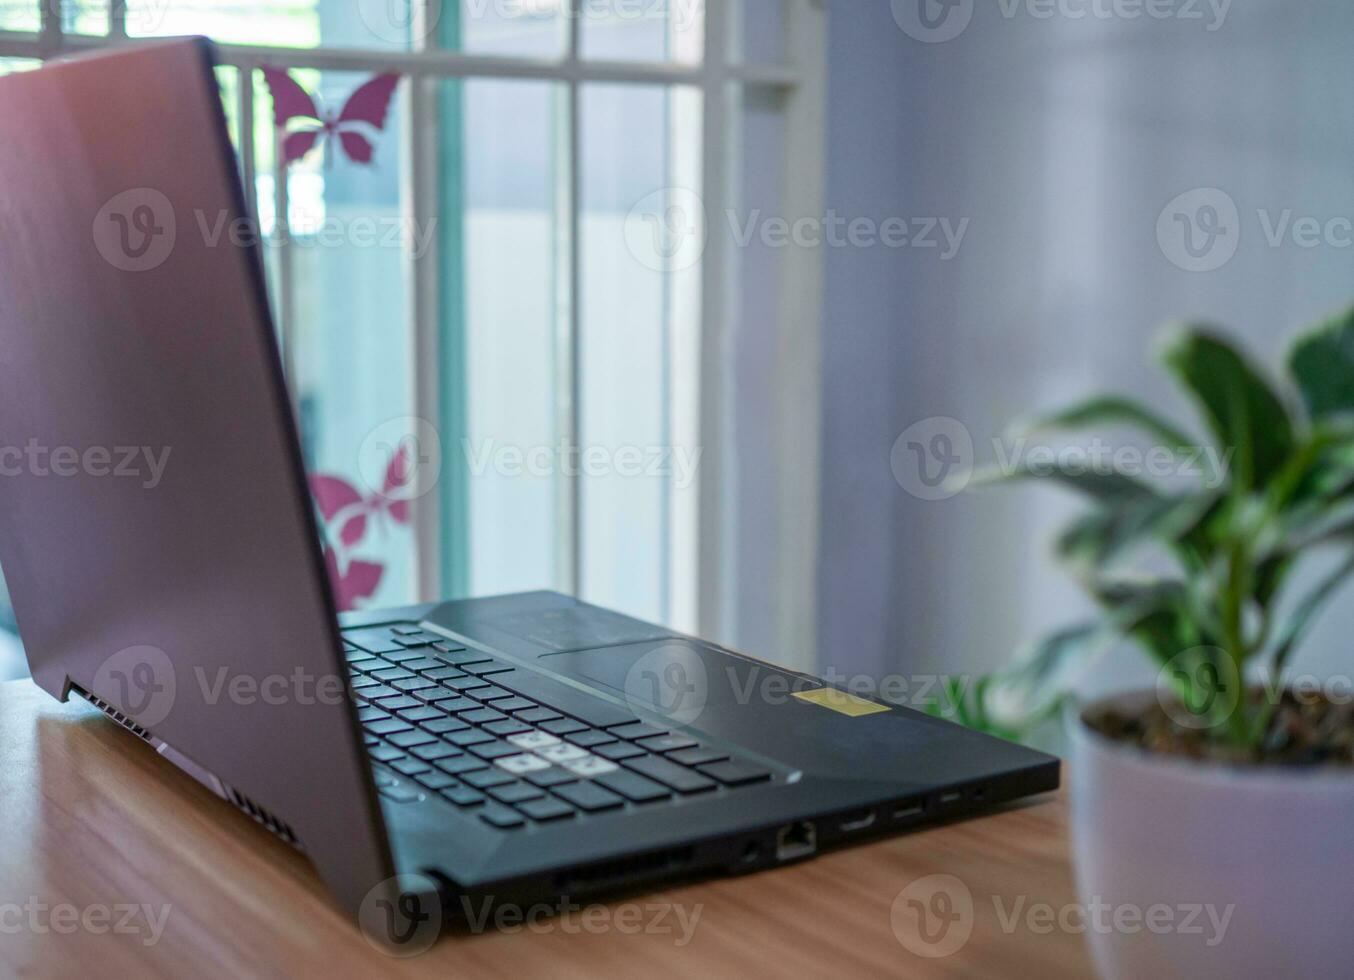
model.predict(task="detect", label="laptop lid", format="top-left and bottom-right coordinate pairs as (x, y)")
top-left (0, 39), bottom-right (394, 916)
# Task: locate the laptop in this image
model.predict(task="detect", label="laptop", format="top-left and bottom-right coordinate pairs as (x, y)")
top-left (0, 38), bottom-right (1057, 944)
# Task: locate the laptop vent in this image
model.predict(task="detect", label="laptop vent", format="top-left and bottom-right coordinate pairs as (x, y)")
top-left (71, 685), bottom-right (154, 743)
top-left (553, 846), bottom-right (694, 892)
top-left (222, 786), bottom-right (301, 848)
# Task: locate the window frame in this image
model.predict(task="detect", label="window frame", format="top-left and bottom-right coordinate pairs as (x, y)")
top-left (0, 0), bottom-right (827, 665)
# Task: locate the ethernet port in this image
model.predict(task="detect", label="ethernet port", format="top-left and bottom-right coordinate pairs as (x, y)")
top-left (775, 821), bottom-right (818, 862)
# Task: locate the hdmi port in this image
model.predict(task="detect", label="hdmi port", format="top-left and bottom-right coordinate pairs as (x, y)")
top-left (838, 809), bottom-right (877, 833)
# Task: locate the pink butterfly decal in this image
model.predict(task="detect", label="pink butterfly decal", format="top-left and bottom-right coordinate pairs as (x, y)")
top-left (308, 443), bottom-right (415, 611)
top-left (261, 67), bottom-right (400, 166)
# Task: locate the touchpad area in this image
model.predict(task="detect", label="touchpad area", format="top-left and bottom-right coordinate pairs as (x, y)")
top-left (541, 639), bottom-right (757, 716)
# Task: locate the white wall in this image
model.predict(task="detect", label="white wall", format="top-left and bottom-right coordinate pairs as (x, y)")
top-left (817, 0), bottom-right (1354, 699)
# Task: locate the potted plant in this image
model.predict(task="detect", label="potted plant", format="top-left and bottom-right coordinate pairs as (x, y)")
top-left (944, 307), bottom-right (1354, 977)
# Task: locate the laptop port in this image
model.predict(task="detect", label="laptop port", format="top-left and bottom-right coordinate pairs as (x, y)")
top-left (893, 799), bottom-right (926, 820)
top-left (937, 790), bottom-right (963, 807)
top-left (838, 809), bottom-right (876, 833)
top-left (775, 821), bottom-right (817, 862)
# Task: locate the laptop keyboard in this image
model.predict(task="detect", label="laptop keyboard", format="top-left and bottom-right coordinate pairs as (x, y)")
top-left (344, 623), bottom-right (773, 830)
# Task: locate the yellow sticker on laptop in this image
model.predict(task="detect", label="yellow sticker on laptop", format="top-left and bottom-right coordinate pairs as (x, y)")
top-left (793, 688), bottom-right (890, 717)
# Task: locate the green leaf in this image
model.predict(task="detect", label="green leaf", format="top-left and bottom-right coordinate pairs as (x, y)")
top-left (1160, 327), bottom-right (1296, 491)
top-left (1056, 491), bottom-right (1219, 573)
top-left (985, 623), bottom-right (1114, 730)
top-left (1289, 305), bottom-right (1354, 423)
top-left (969, 459), bottom-right (1155, 505)
top-left (1269, 550), bottom-right (1354, 677)
top-left (1014, 395), bottom-right (1199, 453)
top-left (1091, 579), bottom-right (1208, 666)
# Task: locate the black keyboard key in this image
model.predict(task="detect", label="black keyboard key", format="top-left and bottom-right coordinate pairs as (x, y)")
top-left (436, 756), bottom-right (489, 776)
top-left (343, 628), bottom-right (404, 654)
top-left (516, 707), bottom-right (562, 724)
top-left (422, 716), bottom-right (470, 735)
top-left (430, 695), bottom-right (480, 713)
top-left (366, 718), bottom-right (413, 736)
top-left (357, 707), bottom-right (391, 723)
top-left (524, 767), bottom-right (577, 788)
top-left (396, 705), bottom-right (444, 724)
top-left (392, 625), bottom-right (423, 636)
top-left (593, 741), bottom-right (645, 762)
top-left (488, 782), bottom-right (545, 805)
top-left (492, 698), bottom-right (537, 714)
top-left (404, 658), bottom-right (447, 673)
top-left (391, 758), bottom-right (431, 776)
top-left (701, 761), bottom-right (772, 786)
top-left (411, 743), bottom-right (463, 762)
top-left (449, 728), bottom-right (494, 747)
top-left (463, 768), bottom-right (516, 789)
top-left (415, 771), bottom-right (459, 791)
top-left (382, 649), bottom-right (427, 665)
top-left (368, 745), bottom-right (406, 763)
top-left (394, 632), bottom-right (441, 647)
top-left (595, 770), bottom-right (670, 803)
top-left (463, 662), bottom-right (516, 677)
top-left (374, 695), bottom-right (423, 712)
top-left (484, 719), bottom-right (532, 737)
top-left (441, 785), bottom-right (485, 807)
top-left (565, 729), bottom-right (617, 749)
top-left (610, 722), bottom-right (668, 741)
top-left (539, 718), bottom-right (588, 736)
top-left (393, 677), bottom-right (439, 694)
top-left (624, 755), bottom-right (716, 794)
top-left (355, 684), bottom-right (399, 701)
top-left (387, 729), bottom-right (438, 749)
top-left (461, 708), bottom-right (506, 725)
top-left (371, 667), bottom-right (415, 683)
top-left (479, 804), bottom-right (526, 829)
top-left (434, 648), bottom-right (490, 666)
top-left (552, 781), bottom-right (625, 812)
top-left (636, 734), bottom-right (699, 754)
top-left (443, 675), bottom-right (490, 692)
top-left (349, 675), bottom-right (380, 690)
top-left (471, 686), bottom-right (511, 702)
top-left (468, 740), bottom-right (521, 761)
top-left (669, 746), bottom-right (729, 767)
top-left (517, 798), bottom-right (575, 822)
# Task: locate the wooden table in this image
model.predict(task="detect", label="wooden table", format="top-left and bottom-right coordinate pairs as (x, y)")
top-left (0, 679), bottom-right (1091, 979)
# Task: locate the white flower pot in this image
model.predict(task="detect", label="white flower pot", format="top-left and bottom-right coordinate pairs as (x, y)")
top-left (1068, 693), bottom-right (1354, 979)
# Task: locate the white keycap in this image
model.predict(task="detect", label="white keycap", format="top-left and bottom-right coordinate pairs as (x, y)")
top-left (496, 753), bottom-right (553, 775)
top-left (538, 743), bottom-right (589, 764)
top-left (561, 756), bottom-right (619, 777)
top-left (508, 730), bottom-right (560, 751)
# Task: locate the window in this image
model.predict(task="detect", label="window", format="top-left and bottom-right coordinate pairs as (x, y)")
top-left (0, 1), bottom-right (826, 664)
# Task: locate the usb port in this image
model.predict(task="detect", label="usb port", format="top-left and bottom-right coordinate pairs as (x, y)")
top-left (938, 791), bottom-right (963, 806)
top-left (893, 800), bottom-right (925, 820)
top-left (838, 809), bottom-right (876, 833)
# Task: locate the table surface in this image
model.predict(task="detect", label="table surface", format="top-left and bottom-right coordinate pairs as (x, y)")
top-left (0, 679), bottom-right (1090, 979)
